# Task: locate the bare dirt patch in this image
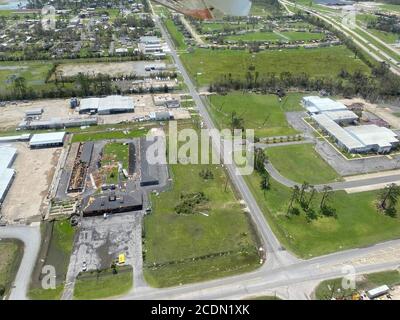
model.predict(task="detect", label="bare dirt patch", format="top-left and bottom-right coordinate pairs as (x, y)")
top-left (54, 61), bottom-right (169, 78)
top-left (1, 143), bottom-right (61, 223)
top-left (0, 99), bottom-right (73, 131)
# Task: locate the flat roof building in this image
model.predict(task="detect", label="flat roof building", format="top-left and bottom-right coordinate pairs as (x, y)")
top-left (29, 132), bottom-right (66, 149)
top-left (303, 96), bottom-right (348, 114)
top-left (312, 114), bottom-right (399, 154)
top-left (82, 191), bottom-right (143, 217)
top-left (0, 146), bottom-right (17, 204)
top-left (19, 117), bottom-right (97, 130)
top-left (79, 96), bottom-right (134, 115)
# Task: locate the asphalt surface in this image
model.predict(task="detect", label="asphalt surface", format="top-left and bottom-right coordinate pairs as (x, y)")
top-left (0, 224), bottom-right (41, 300)
top-left (265, 161), bottom-right (400, 191)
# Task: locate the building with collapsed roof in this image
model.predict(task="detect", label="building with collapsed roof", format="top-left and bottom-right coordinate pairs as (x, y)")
top-left (18, 117), bottom-right (97, 130)
top-left (82, 191), bottom-right (143, 216)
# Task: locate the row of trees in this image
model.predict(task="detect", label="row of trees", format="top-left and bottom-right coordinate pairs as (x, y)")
top-left (286, 183), bottom-right (336, 222)
top-left (209, 62), bottom-right (400, 102)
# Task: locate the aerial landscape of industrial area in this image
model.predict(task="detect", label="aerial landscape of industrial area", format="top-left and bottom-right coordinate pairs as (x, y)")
top-left (1, 0), bottom-right (400, 306)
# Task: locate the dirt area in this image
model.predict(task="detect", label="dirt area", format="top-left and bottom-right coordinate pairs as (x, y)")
top-left (339, 97), bottom-right (400, 129)
top-left (0, 95), bottom-right (190, 130)
top-left (1, 143), bottom-right (61, 223)
top-left (54, 61), bottom-right (170, 79)
top-left (0, 98), bottom-right (74, 131)
top-left (98, 94), bottom-right (191, 125)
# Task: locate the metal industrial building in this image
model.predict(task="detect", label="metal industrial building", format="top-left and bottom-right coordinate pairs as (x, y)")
top-left (303, 96), bottom-right (358, 125)
top-left (29, 132), bottom-right (66, 149)
top-left (19, 117), bottom-right (97, 130)
top-left (79, 96), bottom-right (135, 115)
top-left (0, 146), bottom-right (17, 205)
top-left (312, 114), bottom-right (399, 154)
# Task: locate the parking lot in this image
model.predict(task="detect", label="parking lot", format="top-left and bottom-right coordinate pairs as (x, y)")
top-left (65, 212), bottom-right (145, 290)
top-left (1, 143), bottom-right (62, 223)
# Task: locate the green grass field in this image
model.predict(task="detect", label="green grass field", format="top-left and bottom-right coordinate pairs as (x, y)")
top-left (225, 31), bottom-right (324, 42)
top-left (0, 61), bottom-right (54, 93)
top-left (71, 128), bottom-right (147, 143)
top-left (266, 144), bottom-right (342, 184)
top-left (74, 265), bottom-right (133, 300)
top-left (28, 220), bottom-right (75, 300)
top-left (315, 270), bottom-right (400, 300)
top-left (245, 173), bottom-right (400, 258)
top-left (165, 19), bottom-right (187, 50)
top-left (0, 240), bottom-right (23, 299)
top-left (143, 163), bottom-right (260, 287)
top-left (181, 46), bottom-right (370, 86)
top-left (101, 142), bottom-right (129, 184)
top-left (208, 92), bottom-right (304, 137)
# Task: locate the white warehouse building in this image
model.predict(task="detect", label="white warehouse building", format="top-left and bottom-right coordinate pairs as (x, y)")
top-left (303, 96), bottom-right (358, 125)
top-left (79, 96), bottom-right (135, 115)
top-left (312, 114), bottom-right (399, 154)
top-left (0, 146), bottom-right (17, 204)
top-left (29, 132), bottom-right (66, 149)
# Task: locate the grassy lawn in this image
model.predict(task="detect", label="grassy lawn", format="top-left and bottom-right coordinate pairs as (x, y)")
top-left (201, 22), bottom-right (248, 33)
top-left (101, 142), bottom-right (129, 184)
top-left (165, 19), bottom-right (187, 50)
top-left (0, 61), bottom-right (54, 93)
top-left (28, 220), bottom-right (75, 300)
top-left (245, 173), bottom-right (400, 258)
top-left (315, 270), bottom-right (400, 300)
top-left (74, 265), bottom-right (133, 300)
top-left (0, 240), bottom-right (23, 299)
top-left (266, 144), bottom-right (342, 184)
top-left (225, 31), bottom-right (324, 42)
top-left (181, 46), bottom-right (370, 86)
top-left (207, 92), bottom-right (304, 137)
top-left (71, 128), bottom-right (146, 143)
top-left (225, 31), bottom-right (282, 42)
top-left (143, 163), bottom-right (260, 287)
top-left (368, 29), bottom-right (399, 45)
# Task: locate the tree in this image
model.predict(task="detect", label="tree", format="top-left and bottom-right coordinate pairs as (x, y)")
top-left (260, 172), bottom-right (270, 195)
top-left (299, 181), bottom-right (310, 205)
top-left (378, 183), bottom-right (400, 217)
top-left (287, 185), bottom-right (300, 216)
top-left (320, 185), bottom-right (333, 209)
top-left (254, 148), bottom-right (267, 174)
top-left (230, 111), bottom-right (244, 132)
top-left (305, 185), bottom-right (316, 209)
top-left (12, 76), bottom-right (27, 98)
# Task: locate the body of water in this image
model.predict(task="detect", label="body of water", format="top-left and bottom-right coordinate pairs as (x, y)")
top-left (0, 0), bottom-right (28, 10)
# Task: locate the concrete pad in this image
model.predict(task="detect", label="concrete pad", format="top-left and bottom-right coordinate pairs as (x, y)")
top-left (344, 169), bottom-right (400, 182)
top-left (345, 181), bottom-right (400, 194)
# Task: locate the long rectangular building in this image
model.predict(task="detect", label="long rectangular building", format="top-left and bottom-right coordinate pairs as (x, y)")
top-left (29, 132), bottom-right (66, 149)
top-left (312, 114), bottom-right (399, 154)
top-left (0, 146), bottom-right (17, 204)
top-left (79, 96), bottom-right (134, 115)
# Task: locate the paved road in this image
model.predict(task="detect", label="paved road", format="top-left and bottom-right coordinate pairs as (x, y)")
top-left (0, 224), bottom-right (41, 300)
top-left (265, 161), bottom-right (400, 191)
top-left (155, 14), bottom-right (297, 270)
top-left (121, 237), bottom-right (400, 300)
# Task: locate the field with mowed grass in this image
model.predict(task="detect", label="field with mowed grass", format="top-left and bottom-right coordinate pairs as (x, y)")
top-left (244, 174), bottom-right (400, 258)
top-left (165, 19), bottom-right (187, 50)
top-left (207, 92), bottom-right (303, 137)
top-left (29, 220), bottom-right (75, 300)
top-left (0, 240), bottom-right (23, 299)
top-left (73, 265), bottom-right (133, 300)
top-left (180, 46), bottom-right (370, 86)
top-left (266, 144), bottom-right (342, 184)
top-left (315, 270), bottom-right (400, 300)
top-left (0, 61), bottom-right (54, 93)
top-left (225, 31), bottom-right (325, 42)
top-left (143, 163), bottom-right (260, 287)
